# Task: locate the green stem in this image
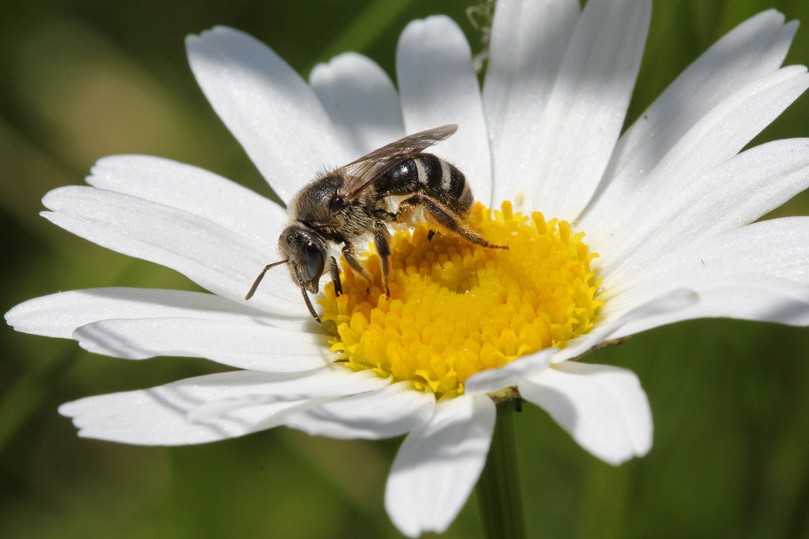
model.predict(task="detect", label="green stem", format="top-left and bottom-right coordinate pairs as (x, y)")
top-left (476, 399), bottom-right (526, 539)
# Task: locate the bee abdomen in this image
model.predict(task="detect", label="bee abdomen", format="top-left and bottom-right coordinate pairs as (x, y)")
top-left (417, 154), bottom-right (472, 214)
top-left (378, 158), bottom-right (420, 195)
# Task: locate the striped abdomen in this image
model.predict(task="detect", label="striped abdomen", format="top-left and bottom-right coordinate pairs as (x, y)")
top-left (375, 153), bottom-right (473, 214)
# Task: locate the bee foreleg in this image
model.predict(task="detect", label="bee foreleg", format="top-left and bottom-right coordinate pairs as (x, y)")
top-left (328, 256), bottom-right (343, 296)
top-left (373, 222), bottom-right (392, 297)
top-left (342, 243), bottom-right (373, 283)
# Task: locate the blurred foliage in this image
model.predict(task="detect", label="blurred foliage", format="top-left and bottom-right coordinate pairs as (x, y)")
top-left (1, 0), bottom-right (809, 538)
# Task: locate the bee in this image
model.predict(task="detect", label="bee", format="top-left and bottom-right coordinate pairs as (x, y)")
top-left (245, 124), bottom-right (506, 322)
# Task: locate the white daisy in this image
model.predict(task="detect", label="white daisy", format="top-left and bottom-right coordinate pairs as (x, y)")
top-left (7, 0), bottom-right (809, 537)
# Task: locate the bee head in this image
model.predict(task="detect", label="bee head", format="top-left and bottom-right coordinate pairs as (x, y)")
top-left (279, 224), bottom-right (327, 294)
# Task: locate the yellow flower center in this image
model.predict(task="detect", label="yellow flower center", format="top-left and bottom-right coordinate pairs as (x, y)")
top-left (319, 201), bottom-right (602, 398)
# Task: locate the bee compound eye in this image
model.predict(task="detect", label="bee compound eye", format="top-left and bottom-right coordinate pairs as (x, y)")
top-left (302, 243), bottom-right (325, 282)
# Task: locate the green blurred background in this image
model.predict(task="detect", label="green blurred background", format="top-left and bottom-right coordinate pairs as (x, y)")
top-left (1, 0), bottom-right (809, 537)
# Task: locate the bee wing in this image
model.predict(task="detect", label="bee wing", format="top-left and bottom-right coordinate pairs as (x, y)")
top-left (344, 124), bottom-right (458, 168)
top-left (338, 124), bottom-right (458, 200)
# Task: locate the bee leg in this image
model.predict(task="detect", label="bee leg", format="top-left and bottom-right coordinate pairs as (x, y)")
top-left (373, 222), bottom-right (392, 297)
top-left (342, 243), bottom-right (373, 284)
top-left (399, 195), bottom-right (508, 250)
top-left (373, 208), bottom-right (397, 222)
top-left (328, 256), bottom-right (343, 296)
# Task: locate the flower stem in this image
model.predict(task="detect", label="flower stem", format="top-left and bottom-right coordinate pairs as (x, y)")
top-left (476, 398), bottom-right (526, 539)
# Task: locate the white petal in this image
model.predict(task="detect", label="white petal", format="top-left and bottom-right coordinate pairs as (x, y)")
top-left (519, 362), bottom-right (652, 465)
top-left (613, 276), bottom-right (809, 339)
top-left (396, 16), bottom-right (492, 205)
top-left (615, 217), bottom-right (809, 294)
top-left (526, 0), bottom-right (651, 220)
top-left (606, 218), bottom-right (809, 335)
top-left (385, 394), bottom-right (495, 537)
top-left (73, 317), bottom-right (327, 372)
top-left (603, 138), bottom-right (809, 283)
top-left (186, 27), bottom-right (350, 203)
top-left (4, 287), bottom-right (272, 338)
top-left (464, 349), bottom-right (556, 395)
top-left (42, 186), bottom-right (307, 317)
top-left (553, 288), bottom-right (698, 364)
top-left (60, 368), bottom-right (388, 445)
top-left (484, 0), bottom-right (580, 205)
top-left (310, 53), bottom-right (405, 156)
top-left (87, 155), bottom-right (286, 247)
top-left (585, 65), bottom-right (809, 259)
top-left (282, 382), bottom-right (435, 440)
top-left (587, 10), bottom-right (797, 226)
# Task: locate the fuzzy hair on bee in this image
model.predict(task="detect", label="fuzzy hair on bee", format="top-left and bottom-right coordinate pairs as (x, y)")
top-left (245, 124), bottom-right (507, 322)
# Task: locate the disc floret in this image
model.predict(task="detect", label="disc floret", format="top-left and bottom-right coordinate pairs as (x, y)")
top-left (320, 202), bottom-right (602, 398)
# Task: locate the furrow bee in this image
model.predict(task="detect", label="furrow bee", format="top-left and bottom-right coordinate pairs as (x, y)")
top-left (246, 124), bottom-right (506, 322)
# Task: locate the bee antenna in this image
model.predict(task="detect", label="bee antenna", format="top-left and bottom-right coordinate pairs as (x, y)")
top-left (245, 259), bottom-right (288, 300)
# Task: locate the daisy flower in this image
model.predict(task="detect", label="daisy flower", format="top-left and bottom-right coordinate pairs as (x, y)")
top-left (7, 0), bottom-right (809, 536)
